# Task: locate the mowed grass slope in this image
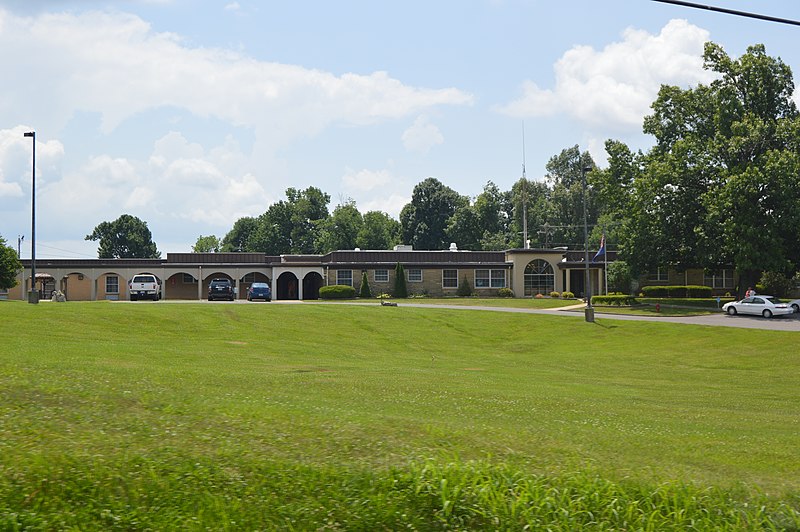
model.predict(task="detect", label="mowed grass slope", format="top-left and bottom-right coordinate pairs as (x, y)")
top-left (1, 301), bottom-right (798, 529)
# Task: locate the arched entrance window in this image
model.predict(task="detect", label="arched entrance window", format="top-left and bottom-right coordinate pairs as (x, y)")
top-left (524, 259), bottom-right (554, 296)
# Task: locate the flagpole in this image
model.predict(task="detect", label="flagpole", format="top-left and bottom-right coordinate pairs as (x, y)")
top-left (604, 243), bottom-right (608, 295)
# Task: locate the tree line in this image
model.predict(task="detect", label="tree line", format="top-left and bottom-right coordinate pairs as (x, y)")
top-left (13, 40), bottom-right (794, 297)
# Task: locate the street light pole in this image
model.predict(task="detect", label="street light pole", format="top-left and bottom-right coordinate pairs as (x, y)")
top-left (23, 131), bottom-right (37, 304)
top-left (582, 162), bottom-right (593, 323)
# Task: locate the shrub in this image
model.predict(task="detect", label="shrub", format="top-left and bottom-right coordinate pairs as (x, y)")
top-left (393, 262), bottom-right (408, 298)
top-left (319, 285), bottom-right (356, 299)
top-left (497, 287), bottom-right (514, 298)
top-left (561, 291), bottom-right (574, 299)
top-left (549, 291), bottom-right (560, 298)
top-left (641, 285), bottom-right (712, 298)
top-left (641, 285), bottom-right (669, 298)
top-left (457, 275), bottom-right (473, 297)
top-left (607, 260), bottom-right (632, 294)
top-left (760, 271), bottom-right (791, 297)
top-left (358, 271), bottom-right (372, 299)
top-left (593, 294), bottom-right (637, 306)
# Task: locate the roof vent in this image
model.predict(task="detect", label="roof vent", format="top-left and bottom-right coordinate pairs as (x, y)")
top-left (449, 242), bottom-right (458, 251)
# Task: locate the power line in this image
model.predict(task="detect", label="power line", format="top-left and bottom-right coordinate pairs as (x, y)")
top-left (651, 0), bottom-right (800, 27)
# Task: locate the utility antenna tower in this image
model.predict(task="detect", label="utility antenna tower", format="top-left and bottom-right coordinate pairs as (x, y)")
top-left (521, 123), bottom-right (529, 249)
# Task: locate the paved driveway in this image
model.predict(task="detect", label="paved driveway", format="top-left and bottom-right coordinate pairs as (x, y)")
top-left (368, 302), bottom-right (800, 332)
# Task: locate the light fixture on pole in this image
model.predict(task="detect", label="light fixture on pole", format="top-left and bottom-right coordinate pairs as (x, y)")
top-left (581, 162), bottom-right (593, 323)
top-left (23, 131), bottom-right (37, 304)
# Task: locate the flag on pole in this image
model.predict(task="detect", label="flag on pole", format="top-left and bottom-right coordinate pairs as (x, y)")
top-left (592, 234), bottom-right (606, 262)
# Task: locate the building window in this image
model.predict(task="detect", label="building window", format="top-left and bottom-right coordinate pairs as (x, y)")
top-left (374, 269), bottom-right (389, 283)
top-left (408, 269), bottom-right (422, 282)
top-left (183, 273), bottom-right (197, 284)
top-left (337, 270), bottom-right (353, 286)
top-left (106, 275), bottom-right (119, 294)
top-left (524, 260), bottom-right (554, 296)
top-left (442, 269), bottom-right (458, 288)
top-left (475, 269), bottom-right (506, 289)
top-left (704, 269), bottom-right (734, 289)
top-left (243, 273), bottom-right (256, 283)
top-left (648, 268), bottom-right (669, 282)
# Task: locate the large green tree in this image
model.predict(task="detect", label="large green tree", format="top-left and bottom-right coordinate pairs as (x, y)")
top-left (400, 178), bottom-right (467, 250)
top-left (356, 211), bottom-right (401, 250)
top-left (625, 42), bottom-right (800, 292)
top-left (85, 214), bottom-right (161, 258)
top-left (192, 235), bottom-right (220, 253)
top-left (0, 236), bottom-right (23, 290)
top-left (316, 201), bottom-right (363, 253)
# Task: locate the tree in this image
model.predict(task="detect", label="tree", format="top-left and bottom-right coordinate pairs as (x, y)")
top-left (544, 146), bottom-right (597, 248)
top-left (85, 214), bottom-right (160, 258)
top-left (357, 211), bottom-right (401, 250)
top-left (192, 235), bottom-right (220, 253)
top-left (457, 274), bottom-right (473, 297)
top-left (0, 236), bottom-right (23, 290)
top-left (445, 205), bottom-right (481, 250)
top-left (400, 178), bottom-right (467, 250)
top-left (316, 201), bottom-right (363, 253)
top-left (625, 42), bottom-right (800, 293)
top-left (287, 186), bottom-right (330, 254)
top-left (221, 217), bottom-right (259, 252)
top-left (393, 262), bottom-right (408, 298)
top-left (509, 177), bottom-right (549, 248)
top-left (358, 271), bottom-right (372, 298)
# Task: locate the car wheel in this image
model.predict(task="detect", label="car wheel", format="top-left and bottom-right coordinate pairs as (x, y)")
top-left (762, 309), bottom-right (773, 318)
top-left (726, 306), bottom-right (737, 316)
top-left (792, 303), bottom-right (800, 314)
top-left (130, 296), bottom-right (138, 302)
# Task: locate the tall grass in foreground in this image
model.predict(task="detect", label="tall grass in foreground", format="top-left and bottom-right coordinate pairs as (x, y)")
top-left (2, 301), bottom-right (800, 529)
top-left (2, 458), bottom-right (798, 530)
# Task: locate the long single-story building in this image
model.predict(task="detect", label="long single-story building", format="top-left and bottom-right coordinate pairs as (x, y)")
top-left (6, 246), bottom-right (618, 302)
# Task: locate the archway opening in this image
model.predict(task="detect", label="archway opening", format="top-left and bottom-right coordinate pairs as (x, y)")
top-left (302, 272), bottom-right (323, 300)
top-left (277, 272), bottom-right (299, 300)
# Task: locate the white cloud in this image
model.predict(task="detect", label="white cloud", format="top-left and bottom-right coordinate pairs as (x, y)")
top-left (0, 126), bottom-right (64, 199)
top-left (497, 19), bottom-right (716, 131)
top-left (0, 9), bottom-right (473, 138)
top-left (359, 193), bottom-right (410, 220)
top-left (342, 167), bottom-right (391, 192)
top-left (402, 115), bottom-right (444, 154)
top-left (224, 2), bottom-right (241, 11)
top-left (38, 132), bottom-right (271, 241)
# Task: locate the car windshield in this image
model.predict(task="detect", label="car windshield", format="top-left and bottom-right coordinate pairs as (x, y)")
top-left (133, 276), bottom-right (153, 283)
top-left (251, 283), bottom-right (267, 289)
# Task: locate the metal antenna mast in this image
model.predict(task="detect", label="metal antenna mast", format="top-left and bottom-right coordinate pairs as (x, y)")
top-left (521, 123), bottom-right (529, 249)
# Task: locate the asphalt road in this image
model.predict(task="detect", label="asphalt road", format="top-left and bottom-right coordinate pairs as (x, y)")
top-left (120, 298), bottom-right (800, 331)
top-left (355, 302), bottom-right (800, 332)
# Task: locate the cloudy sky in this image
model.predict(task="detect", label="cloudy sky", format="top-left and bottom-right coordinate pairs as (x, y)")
top-left (2, 1), bottom-right (800, 258)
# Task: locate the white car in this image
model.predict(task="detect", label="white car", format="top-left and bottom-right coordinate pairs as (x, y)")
top-left (722, 295), bottom-right (794, 318)
top-left (788, 298), bottom-right (800, 313)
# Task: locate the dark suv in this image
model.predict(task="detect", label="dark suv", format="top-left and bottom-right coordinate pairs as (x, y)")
top-left (208, 278), bottom-right (235, 301)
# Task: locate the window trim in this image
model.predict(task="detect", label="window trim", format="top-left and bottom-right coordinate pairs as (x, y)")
top-left (337, 269), bottom-right (353, 286)
top-left (106, 275), bottom-right (119, 294)
top-left (475, 269), bottom-right (506, 289)
top-left (374, 269), bottom-right (389, 283)
top-left (407, 268), bottom-right (422, 283)
top-left (442, 269), bottom-right (458, 289)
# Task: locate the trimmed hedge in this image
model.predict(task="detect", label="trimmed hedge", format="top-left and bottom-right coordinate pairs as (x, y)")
top-left (640, 285), bottom-right (712, 298)
top-left (319, 285), bottom-right (356, 299)
top-left (592, 294), bottom-right (638, 306)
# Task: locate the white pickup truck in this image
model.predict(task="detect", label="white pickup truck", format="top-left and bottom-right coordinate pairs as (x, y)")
top-left (129, 274), bottom-right (161, 301)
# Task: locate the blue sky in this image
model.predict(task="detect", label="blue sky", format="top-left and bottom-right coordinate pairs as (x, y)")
top-left (2, 1), bottom-right (800, 257)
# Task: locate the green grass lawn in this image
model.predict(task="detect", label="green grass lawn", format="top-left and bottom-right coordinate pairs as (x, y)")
top-left (1, 300), bottom-right (798, 529)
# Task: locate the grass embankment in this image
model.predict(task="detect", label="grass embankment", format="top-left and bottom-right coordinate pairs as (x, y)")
top-left (1, 301), bottom-right (798, 529)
